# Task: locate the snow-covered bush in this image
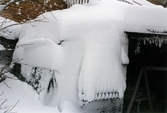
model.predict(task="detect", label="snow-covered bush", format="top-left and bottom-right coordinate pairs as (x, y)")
top-left (13, 63), bottom-right (56, 95)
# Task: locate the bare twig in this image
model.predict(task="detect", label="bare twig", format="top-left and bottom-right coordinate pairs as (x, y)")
top-left (0, 92), bottom-right (19, 113)
top-left (3, 75), bottom-right (18, 80)
top-left (0, 58), bottom-right (23, 75)
top-left (0, 15), bottom-right (49, 31)
top-left (50, 11), bottom-right (57, 20)
top-left (9, 100), bottom-right (19, 112)
top-left (0, 92), bottom-right (4, 96)
top-left (0, 58), bottom-right (23, 83)
top-left (15, 43), bottom-right (35, 49)
top-left (132, 0), bottom-right (142, 6)
top-left (3, 81), bottom-right (11, 89)
top-left (0, 98), bottom-right (8, 107)
top-left (0, 23), bottom-right (20, 31)
top-left (0, 18), bottom-right (8, 28)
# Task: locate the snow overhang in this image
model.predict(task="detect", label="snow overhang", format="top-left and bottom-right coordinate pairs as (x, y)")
top-left (124, 4), bottom-right (167, 34)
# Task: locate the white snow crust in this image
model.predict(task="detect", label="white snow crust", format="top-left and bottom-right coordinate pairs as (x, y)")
top-left (13, 1), bottom-right (129, 109)
top-left (1, 0), bottom-right (167, 113)
top-left (125, 5), bottom-right (167, 33)
top-left (0, 77), bottom-right (61, 113)
top-left (0, 17), bottom-right (21, 40)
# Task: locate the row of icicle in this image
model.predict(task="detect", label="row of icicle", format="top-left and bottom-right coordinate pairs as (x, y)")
top-left (134, 35), bottom-right (167, 54)
top-left (80, 91), bottom-right (120, 106)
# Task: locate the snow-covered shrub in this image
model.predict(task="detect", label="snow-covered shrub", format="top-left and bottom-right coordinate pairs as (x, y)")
top-left (13, 63), bottom-right (56, 95)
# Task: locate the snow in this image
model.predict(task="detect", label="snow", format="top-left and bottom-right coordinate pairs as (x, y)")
top-left (0, 45), bottom-right (5, 50)
top-left (121, 46), bottom-right (129, 64)
top-left (61, 101), bottom-right (84, 113)
top-left (1, 0), bottom-right (167, 113)
top-left (125, 5), bottom-right (167, 33)
top-left (12, 1), bottom-right (129, 109)
top-left (0, 77), bottom-right (60, 113)
top-left (0, 18), bottom-right (21, 40)
top-left (77, 30), bottom-right (126, 102)
top-left (0, 5), bottom-right (5, 11)
top-left (125, 0), bottom-right (162, 6)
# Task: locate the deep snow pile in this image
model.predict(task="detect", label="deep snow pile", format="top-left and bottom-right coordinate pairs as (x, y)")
top-left (0, 75), bottom-right (61, 113)
top-left (13, 0), bottom-right (129, 110)
top-left (0, 18), bottom-right (21, 40)
top-left (1, 0), bottom-right (167, 113)
top-left (125, 4), bottom-right (167, 33)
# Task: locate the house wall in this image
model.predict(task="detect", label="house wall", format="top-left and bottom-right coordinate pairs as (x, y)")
top-left (124, 32), bottom-right (167, 112)
top-left (147, 0), bottom-right (167, 7)
top-left (0, 0), bottom-right (67, 23)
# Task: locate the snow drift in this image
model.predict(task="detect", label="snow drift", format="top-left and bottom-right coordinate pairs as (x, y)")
top-left (1, 0), bottom-right (167, 112)
top-left (12, 0), bottom-right (129, 110)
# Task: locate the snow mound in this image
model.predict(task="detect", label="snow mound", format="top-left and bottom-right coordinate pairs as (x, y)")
top-left (0, 17), bottom-right (21, 40)
top-left (61, 101), bottom-right (84, 113)
top-left (78, 30), bottom-right (127, 102)
top-left (0, 77), bottom-right (60, 113)
top-left (2, 0), bottom-right (166, 112)
top-left (13, 0), bottom-right (129, 108)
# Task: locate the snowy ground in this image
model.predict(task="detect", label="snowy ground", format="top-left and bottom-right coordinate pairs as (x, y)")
top-left (0, 75), bottom-right (61, 113)
top-left (0, 0), bottom-right (167, 113)
top-left (0, 64), bottom-right (81, 113)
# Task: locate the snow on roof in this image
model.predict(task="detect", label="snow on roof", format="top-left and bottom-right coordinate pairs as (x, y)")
top-left (125, 3), bottom-right (167, 34)
top-left (12, 0), bottom-right (129, 108)
top-left (1, 0), bottom-right (167, 113)
top-left (124, 0), bottom-right (158, 6)
top-left (0, 18), bottom-right (21, 40)
top-left (38, 0), bottom-right (167, 39)
top-left (0, 0), bottom-right (166, 40)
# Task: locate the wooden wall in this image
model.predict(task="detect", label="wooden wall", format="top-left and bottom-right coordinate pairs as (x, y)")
top-left (0, 0), bottom-right (67, 23)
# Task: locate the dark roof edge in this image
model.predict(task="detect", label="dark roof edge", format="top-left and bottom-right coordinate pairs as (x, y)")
top-left (124, 30), bottom-right (167, 36)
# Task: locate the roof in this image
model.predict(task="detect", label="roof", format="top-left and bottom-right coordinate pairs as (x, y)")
top-left (124, 4), bottom-right (167, 35)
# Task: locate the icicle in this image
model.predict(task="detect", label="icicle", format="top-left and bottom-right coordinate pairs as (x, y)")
top-left (143, 38), bottom-right (146, 45)
top-left (159, 38), bottom-right (162, 47)
top-left (104, 84), bottom-right (107, 96)
top-left (102, 93), bottom-right (105, 99)
top-left (97, 93), bottom-right (101, 100)
top-left (83, 92), bottom-right (86, 102)
top-left (149, 38), bottom-right (151, 44)
top-left (96, 93), bottom-right (99, 100)
top-left (118, 89), bottom-right (123, 98)
top-left (107, 92), bottom-right (110, 99)
top-left (105, 93), bottom-right (108, 99)
top-left (155, 39), bottom-right (158, 46)
top-left (110, 92), bottom-right (113, 98)
top-left (79, 91), bottom-right (83, 101)
top-left (94, 93), bottom-right (97, 100)
top-left (152, 38), bottom-right (154, 44)
top-left (159, 41), bottom-right (162, 47)
top-left (113, 92), bottom-right (116, 98)
top-left (115, 92), bottom-right (118, 98)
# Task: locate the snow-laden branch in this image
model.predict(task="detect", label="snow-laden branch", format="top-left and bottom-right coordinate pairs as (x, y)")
top-left (0, 58), bottom-right (22, 82)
